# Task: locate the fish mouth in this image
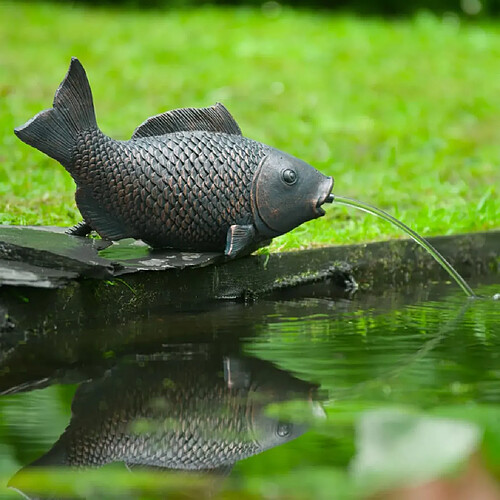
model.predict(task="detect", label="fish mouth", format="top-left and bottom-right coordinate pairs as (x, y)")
top-left (315, 177), bottom-right (334, 217)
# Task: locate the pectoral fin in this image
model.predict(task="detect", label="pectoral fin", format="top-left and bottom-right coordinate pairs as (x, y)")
top-left (224, 224), bottom-right (255, 258)
top-left (223, 357), bottom-right (251, 390)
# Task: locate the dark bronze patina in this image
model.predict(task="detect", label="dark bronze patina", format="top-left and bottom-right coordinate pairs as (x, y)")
top-left (15, 58), bottom-right (334, 258)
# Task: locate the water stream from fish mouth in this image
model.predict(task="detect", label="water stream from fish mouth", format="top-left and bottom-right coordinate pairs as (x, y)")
top-left (0, 276), bottom-right (498, 499)
top-left (324, 195), bottom-right (476, 298)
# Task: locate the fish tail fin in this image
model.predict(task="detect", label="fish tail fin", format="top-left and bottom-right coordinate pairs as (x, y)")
top-left (20, 438), bottom-right (68, 470)
top-left (14, 57), bottom-right (97, 168)
top-left (26, 441), bottom-right (68, 467)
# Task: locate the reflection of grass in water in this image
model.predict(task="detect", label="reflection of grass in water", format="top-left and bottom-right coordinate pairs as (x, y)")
top-left (0, 385), bottom-right (74, 487)
top-left (239, 286), bottom-right (500, 494)
top-left (245, 284), bottom-right (500, 406)
top-left (1, 295), bottom-right (499, 497)
top-left (5, 407), bottom-right (496, 499)
top-left (241, 283), bottom-right (500, 483)
top-left (0, 284), bottom-right (498, 497)
top-left (6, 467), bottom-right (213, 499)
top-left (1, 2), bottom-right (499, 249)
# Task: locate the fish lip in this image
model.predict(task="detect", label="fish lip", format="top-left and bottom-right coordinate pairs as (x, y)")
top-left (315, 204), bottom-right (326, 217)
top-left (315, 176), bottom-right (334, 217)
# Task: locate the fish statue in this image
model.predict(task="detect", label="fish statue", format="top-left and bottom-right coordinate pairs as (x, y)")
top-left (15, 58), bottom-right (334, 258)
top-left (10, 356), bottom-right (322, 496)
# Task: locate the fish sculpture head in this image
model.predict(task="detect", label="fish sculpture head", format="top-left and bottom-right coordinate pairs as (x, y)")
top-left (234, 357), bottom-right (325, 452)
top-left (248, 409), bottom-right (311, 452)
top-left (251, 148), bottom-right (334, 237)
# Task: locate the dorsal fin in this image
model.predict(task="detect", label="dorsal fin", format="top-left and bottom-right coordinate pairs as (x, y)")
top-left (131, 102), bottom-right (242, 139)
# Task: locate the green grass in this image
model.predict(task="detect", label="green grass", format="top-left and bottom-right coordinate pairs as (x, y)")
top-left (1, 1), bottom-right (499, 251)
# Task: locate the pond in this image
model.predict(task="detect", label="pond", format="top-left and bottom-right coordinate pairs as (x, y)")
top-left (0, 275), bottom-right (499, 499)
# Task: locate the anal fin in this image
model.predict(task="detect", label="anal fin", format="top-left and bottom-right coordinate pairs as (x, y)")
top-left (75, 187), bottom-right (130, 241)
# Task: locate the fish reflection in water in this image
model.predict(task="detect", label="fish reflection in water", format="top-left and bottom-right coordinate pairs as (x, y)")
top-left (14, 355), bottom-right (322, 480)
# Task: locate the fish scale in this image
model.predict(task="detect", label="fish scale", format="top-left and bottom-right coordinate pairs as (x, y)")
top-left (63, 384), bottom-right (260, 468)
top-left (81, 130), bottom-right (261, 249)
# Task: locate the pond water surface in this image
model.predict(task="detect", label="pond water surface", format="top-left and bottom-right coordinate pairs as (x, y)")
top-left (0, 276), bottom-right (499, 499)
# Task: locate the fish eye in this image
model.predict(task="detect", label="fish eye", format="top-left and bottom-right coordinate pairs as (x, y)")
top-left (281, 169), bottom-right (297, 185)
top-left (276, 422), bottom-right (292, 437)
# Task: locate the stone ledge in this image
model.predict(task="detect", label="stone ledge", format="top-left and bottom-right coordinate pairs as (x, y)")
top-left (1, 226), bottom-right (498, 292)
top-left (0, 226), bottom-right (222, 287)
top-left (0, 227), bottom-right (498, 342)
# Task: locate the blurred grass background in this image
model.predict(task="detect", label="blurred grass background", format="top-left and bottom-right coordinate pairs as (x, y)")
top-left (1, 0), bottom-right (499, 251)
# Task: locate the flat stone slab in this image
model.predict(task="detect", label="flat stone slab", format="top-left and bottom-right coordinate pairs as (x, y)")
top-left (0, 259), bottom-right (79, 288)
top-left (101, 238), bottom-right (222, 274)
top-left (0, 226), bottom-right (222, 288)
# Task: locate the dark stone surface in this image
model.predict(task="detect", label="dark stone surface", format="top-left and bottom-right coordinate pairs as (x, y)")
top-left (0, 259), bottom-right (79, 288)
top-left (0, 226), bottom-right (223, 288)
top-left (103, 238), bottom-right (222, 273)
top-left (0, 226), bottom-right (115, 283)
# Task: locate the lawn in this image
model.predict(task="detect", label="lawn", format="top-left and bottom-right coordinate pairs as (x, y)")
top-left (1, 1), bottom-right (499, 251)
